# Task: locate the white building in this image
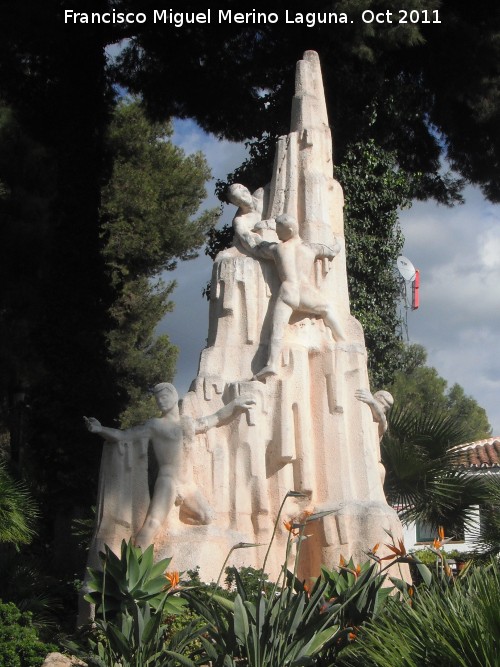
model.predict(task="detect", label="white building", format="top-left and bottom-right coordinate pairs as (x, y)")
top-left (402, 437), bottom-right (500, 554)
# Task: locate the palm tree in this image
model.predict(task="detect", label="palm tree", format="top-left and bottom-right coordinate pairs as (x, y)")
top-left (381, 406), bottom-right (486, 538)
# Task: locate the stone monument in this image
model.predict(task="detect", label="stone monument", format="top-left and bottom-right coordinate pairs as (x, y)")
top-left (83, 50), bottom-right (408, 594)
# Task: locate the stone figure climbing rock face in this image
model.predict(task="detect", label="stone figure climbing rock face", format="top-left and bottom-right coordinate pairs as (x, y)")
top-left (275, 214), bottom-right (298, 242)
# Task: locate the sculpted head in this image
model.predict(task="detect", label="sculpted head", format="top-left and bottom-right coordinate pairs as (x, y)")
top-left (152, 382), bottom-right (179, 412)
top-left (275, 214), bottom-right (299, 241)
top-left (374, 390), bottom-right (394, 413)
top-left (227, 183), bottom-right (254, 209)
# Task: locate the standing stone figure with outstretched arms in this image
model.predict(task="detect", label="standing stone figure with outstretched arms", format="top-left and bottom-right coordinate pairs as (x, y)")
top-left (85, 382), bottom-right (255, 548)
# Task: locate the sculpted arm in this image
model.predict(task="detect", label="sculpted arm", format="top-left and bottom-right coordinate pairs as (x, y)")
top-left (233, 218), bottom-right (263, 251)
top-left (84, 416), bottom-right (150, 443)
top-left (354, 389), bottom-right (393, 439)
top-left (309, 238), bottom-right (341, 261)
top-left (249, 239), bottom-right (278, 261)
top-left (194, 397), bottom-right (256, 434)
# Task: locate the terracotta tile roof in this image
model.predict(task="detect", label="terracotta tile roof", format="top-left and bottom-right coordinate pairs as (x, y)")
top-left (453, 437), bottom-right (500, 469)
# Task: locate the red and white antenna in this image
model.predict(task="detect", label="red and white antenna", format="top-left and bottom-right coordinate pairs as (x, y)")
top-left (397, 255), bottom-right (420, 310)
top-left (396, 255), bottom-right (419, 340)
top-left (411, 269), bottom-right (420, 310)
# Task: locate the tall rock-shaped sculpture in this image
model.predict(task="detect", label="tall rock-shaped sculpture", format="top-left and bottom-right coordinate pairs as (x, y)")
top-left (153, 51), bottom-right (407, 580)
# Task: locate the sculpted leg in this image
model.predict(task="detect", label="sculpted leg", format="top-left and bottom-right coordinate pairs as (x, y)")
top-left (300, 286), bottom-right (345, 342)
top-left (135, 470), bottom-right (176, 549)
top-left (255, 298), bottom-right (293, 380)
top-left (323, 307), bottom-right (345, 342)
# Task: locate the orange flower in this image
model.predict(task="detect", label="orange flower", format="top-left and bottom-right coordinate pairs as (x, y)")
top-left (354, 564), bottom-right (361, 578)
top-left (380, 538), bottom-right (407, 561)
top-left (165, 571), bottom-right (180, 589)
top-left (339, 554), bottom-right (346, 567)
top-left (371, 542), bottom-right (380, 554)
top-left (348, 632), bottom-right (357, 642)
top-left (407, 585), bottom-right (414, 597)
top-left (283, 519), bottom-right (299, 536)
top-left (433, 526), bottom-right (445, 550)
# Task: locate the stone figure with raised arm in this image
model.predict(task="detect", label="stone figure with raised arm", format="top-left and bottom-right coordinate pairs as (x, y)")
top-left (249, 213), bottom-right (345, 380)
top-left (226, 183), bottom-right (275, 254)
top-left (84, 382), bottom-right (255, 549)
top-left (355, 388), bottom-right (393, 439)
top-left (355, 388), bottom-right (394, 483)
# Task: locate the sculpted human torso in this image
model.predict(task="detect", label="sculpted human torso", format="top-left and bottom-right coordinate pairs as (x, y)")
top-left (148, 415), bottom-right (184, 469)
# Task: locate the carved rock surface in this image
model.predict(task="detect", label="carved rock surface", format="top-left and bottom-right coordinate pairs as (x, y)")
top-left (82, 52), bottom-right (409, 594)
top-left (154, 51), bottom-right (409, 582)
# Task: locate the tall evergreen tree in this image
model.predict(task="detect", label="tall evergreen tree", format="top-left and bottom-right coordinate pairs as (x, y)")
top-left (101, 101), bottom-right (218, 425)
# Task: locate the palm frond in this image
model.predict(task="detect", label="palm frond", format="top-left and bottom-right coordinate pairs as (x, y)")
top-left (0, 462), bottom-right (38, 545)
top-left (382, 406), bottom-right (484, 532)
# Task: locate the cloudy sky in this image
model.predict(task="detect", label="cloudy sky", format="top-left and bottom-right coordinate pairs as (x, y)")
top-left (160, 119), bottom-right (500, 436)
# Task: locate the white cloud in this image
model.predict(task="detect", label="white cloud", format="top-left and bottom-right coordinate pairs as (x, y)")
top-left (400, 187), bottom-right (500, 434)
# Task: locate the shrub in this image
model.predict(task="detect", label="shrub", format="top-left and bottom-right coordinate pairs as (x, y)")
top-left (337, 560), bottom-right (500, 667)
top-left (0, 599), bottom-right (57, 667)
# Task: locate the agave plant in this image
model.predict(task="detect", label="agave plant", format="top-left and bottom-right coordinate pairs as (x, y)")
top-left (84, 539), bottom-right (185, 617)
top-left (71, 540), bottom-right (208, 667)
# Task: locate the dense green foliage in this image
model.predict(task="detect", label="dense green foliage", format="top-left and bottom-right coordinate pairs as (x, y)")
top-left (118, 0), bottom-right (500, 203)
top-left (76, 540), bottom-right (204, 667)
top-left (69, 494), bottom-right (499, 666)
top-left (338, 139), bottom-right (411, 386)
top-left (338, 561), bottom-right (500, 667)
top-left (77, 495), bottom-right (413, 666)
top-left (382, 345), bottom-right (492, 541)
top-left (0, 462), bottom-right (37, 545)
top-left (0, 600), bottom-right (57, 667)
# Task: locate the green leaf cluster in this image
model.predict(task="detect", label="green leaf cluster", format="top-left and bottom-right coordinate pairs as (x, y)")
top-left (100, 101), bottom-right (219, 425)
top-left (382, 405), bottom-right (486, 533)
top-left (338, 561), bottom-right (500, 667)
top-left (101, 101), bottom-right (217, 283)
top-left (182, 502), bottom-right (398, 666)
top-left (0, 600), bottom-right (57, 667)
top-left (85, 540), bottom-right (184, 617)
top-left (338, 139), bottom-right (412, 386)
top-left (0, 462), bottom-right (37, 546)
top-left (77, 540), bottom-right (208, 667)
